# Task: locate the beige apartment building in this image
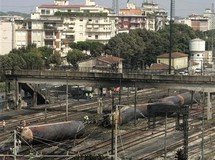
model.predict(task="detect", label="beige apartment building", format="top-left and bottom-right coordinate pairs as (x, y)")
top-left (14, 0), bottom-right (118, 57)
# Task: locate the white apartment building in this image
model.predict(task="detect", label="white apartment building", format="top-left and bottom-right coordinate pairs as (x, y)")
top-left (0, 16), bottom-right (24, 55)
top-left (176, 14), bottom-right (209, 31)
top-left (141, 0), bottom-right (167, 31)
top-left (0, 21), bottom-right (14, 55)
top-left (203, 8), bottom-right (215, 30)
top-left (14, 0), bottom-right (118, 57)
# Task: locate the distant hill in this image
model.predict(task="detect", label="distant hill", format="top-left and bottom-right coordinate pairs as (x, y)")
top-left (0, 11), bottom-right (30, 18)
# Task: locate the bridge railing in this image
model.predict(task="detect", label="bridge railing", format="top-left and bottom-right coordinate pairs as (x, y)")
top-left (3, 68), bottom-right (180, 76)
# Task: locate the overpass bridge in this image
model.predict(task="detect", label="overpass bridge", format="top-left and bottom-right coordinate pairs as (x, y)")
top-left (4, 69), bottom-right (215, 120)
top-left (4, 69), bottom-right (215, 92)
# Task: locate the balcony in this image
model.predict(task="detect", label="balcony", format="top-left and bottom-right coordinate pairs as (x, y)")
top-left (86, 29), bottom-right (111, 33)
top-left (44, 35), bottom-right (56, 39)
top-left (44, 24), bottom-right (57, 30)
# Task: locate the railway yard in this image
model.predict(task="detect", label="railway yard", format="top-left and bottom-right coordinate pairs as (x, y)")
top-left (1, 88), bottom-right (215, 160)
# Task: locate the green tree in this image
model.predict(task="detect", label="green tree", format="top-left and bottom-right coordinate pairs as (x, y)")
top-left (49, 51), bottom-right (61, 65)
top-left (22, 48), bottom-right (44, 69)
top-left (0, 55), bottom-right (13, 71)
top-left (70, 41), bottom-right (104, 57)
top-left (38, 46), bottom-right (54, 67)
top-left (9, 44), bottom-right (37, 55)
top-left (67, 49), bottom-right (86, 68)
top-left (158, 23), bottom-right (198, 53)
top-left (8, 53), bottom-right (26, 70)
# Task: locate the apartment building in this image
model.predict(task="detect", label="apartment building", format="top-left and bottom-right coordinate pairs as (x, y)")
top-left (119, 1), bottom-right (167, 32)
top-left (141, 1), bottom-right (168, 31)
top-left (118, 3), bottom-right (146, 32)
top-left (176, 14), bottom-right (209, 31)
top-left (0, 16), bottom-right (24, 55)
top-left (203, 8), bottom-right (215, 30)
top-left (14, 0), bottom-right (118, 57)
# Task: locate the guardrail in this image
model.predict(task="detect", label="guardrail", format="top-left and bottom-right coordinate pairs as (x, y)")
top-left (4, 69), bottom-right (215, 83)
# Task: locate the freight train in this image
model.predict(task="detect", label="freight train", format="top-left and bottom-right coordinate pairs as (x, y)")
top-left (20, 121), bottom-right (85, 144)
top-left (102, 91), bottom-right (201, 126)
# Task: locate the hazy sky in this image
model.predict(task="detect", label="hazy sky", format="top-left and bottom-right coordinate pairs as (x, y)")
top-left (0, 0), bottom-right (215, 17)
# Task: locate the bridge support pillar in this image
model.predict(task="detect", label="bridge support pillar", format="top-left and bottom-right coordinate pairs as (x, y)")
top-left (33, 85), bottom-right (38, 107)
top-left (5, 81), bottom-right (11, 110)
top-left (207, 92), bottom-right (212, 120)
top-left (15, 80), bottom-right (21, 110)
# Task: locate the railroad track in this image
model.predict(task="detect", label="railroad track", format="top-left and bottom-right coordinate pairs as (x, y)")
top-left (1, 88), bottom-right (209, 160)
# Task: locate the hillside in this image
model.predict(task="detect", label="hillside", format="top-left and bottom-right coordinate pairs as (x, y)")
top-left (0, 11), bottom-right (30, 18)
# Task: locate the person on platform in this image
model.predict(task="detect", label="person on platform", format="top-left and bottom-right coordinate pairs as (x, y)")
top-left (2, 120), bottom-right (6, 131)
top-left (84, 115), bottom-right (89, 124)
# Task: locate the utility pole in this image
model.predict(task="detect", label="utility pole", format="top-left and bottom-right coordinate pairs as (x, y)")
top-left (66, 75), bottom-right (69, 121)
top-left (115, 105), bottom-right (119, 160)
top-left (134, 82), bottom-right (137, 126)
top-left (169, 0), bottom-right (174, 74)
top-left (201, 93), bottom-right (205, 160)
top-left (13, 130), bottom-right (17, 160)
top-left (118, 79), bottom-right (121, 105)
top-left (111, 95), bottom-right (115, 160)
top-left (164, 113), bottom-right (167, 160)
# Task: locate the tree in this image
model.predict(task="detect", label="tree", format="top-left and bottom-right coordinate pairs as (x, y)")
top-left (105, 24), bottom-right (203, 69)
top-left (105, 29), bottom-right (165, 69)
top-left (8, 53), bottom-right (26, 70)
top-left (9, 44), bottom-right (37, 55)
top-left (67, 49), bottom-right (86, 68)
top-left (49, 51), bottom-right (61, 65)
top-left (158, 23), bottom-right (199, 53)
top-left (38, 46), bottom-right (54, 68)
top-left (70, 41), bottom-right (105, 57)
top-left (105, 32), bottom-right (145, 69)
top-left (22, 48), bottom-right (44, 69)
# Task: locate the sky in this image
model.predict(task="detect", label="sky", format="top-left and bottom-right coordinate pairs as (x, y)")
top-left (0, 0), bottom-right (215, 17)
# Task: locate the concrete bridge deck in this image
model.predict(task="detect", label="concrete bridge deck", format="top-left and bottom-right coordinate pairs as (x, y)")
top-left (4, 69), bottom-right (215, 92)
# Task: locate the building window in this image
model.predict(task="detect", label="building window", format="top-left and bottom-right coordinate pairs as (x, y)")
top-left (95, 35), bottom-right (98, 39)
top-left (41, 10), bottom-right (45, 14)
top-left (80, 19), bottom-right (83, 21)
top-left (46, 10), bottom-right (50, 14)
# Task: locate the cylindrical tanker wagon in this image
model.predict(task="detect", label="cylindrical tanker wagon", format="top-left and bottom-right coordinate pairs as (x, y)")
top-left (103, 92), bottom-right (201, 126)
top-left (20, 120), bottom-right (85, 144)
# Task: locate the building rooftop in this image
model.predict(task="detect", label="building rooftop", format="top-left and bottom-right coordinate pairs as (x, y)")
top-left (157, 52), bottom-right (188, 58)
top-left (97, 55), bottom-right (124, 64)
top-left (149, 63), bottom-right (172, 70)
top-left (38, 4), bottom-right (96, 9)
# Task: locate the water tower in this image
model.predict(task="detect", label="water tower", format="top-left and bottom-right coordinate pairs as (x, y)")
top-left (189, 38), bottom-right (205, 69)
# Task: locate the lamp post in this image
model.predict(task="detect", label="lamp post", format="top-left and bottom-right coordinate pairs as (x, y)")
top-left (169, 0), bottom-right (173, 74)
